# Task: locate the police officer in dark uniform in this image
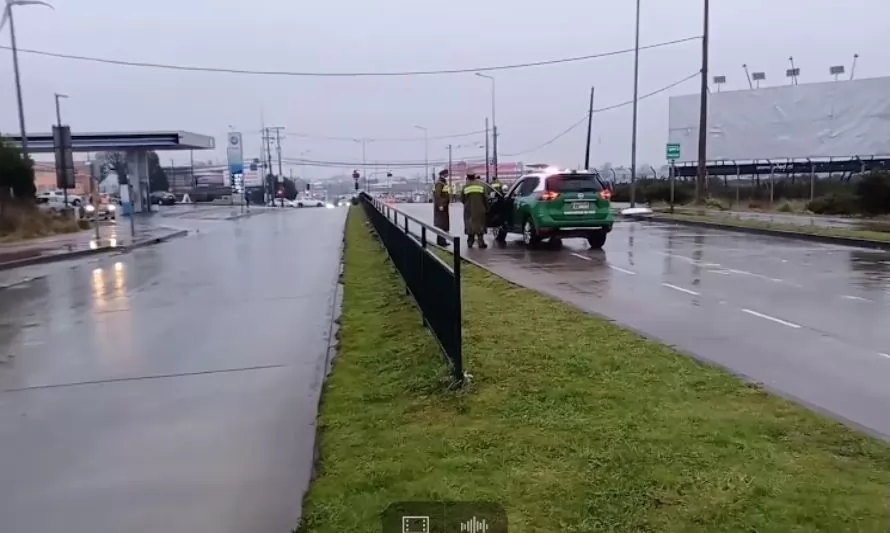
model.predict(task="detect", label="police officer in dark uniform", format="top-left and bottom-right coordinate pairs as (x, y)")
top-left (433, 169), bottom-right (451, 246)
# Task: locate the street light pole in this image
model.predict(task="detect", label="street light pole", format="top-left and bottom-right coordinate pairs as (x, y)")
top-left (414, 125), bottom-right (429, 185)
top-left (475, 73), bottom-right (497, 181)
top-left (629, 0), bottom-right (641, 208)
top-left (2, 0), bottom-right (54, 158)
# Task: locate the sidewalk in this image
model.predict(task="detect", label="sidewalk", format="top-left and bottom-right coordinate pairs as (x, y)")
top-left (0, 224), bottom-right (187, 270)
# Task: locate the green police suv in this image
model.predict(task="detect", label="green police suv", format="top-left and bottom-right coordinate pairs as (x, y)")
top-left (491, 169), bottom-right (614, 249)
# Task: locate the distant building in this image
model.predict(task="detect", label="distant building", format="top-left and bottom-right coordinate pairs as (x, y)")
top-left (33, 161), bottom-right (90, 195)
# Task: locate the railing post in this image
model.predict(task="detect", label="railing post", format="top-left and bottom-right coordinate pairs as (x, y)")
top-left (452, 235), bottom-right (463, 383)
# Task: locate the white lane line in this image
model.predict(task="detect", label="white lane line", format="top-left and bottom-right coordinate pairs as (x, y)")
top-left (570, 252), bottom-right (592, 261)
top-left (609, 265), bottom-right (636, 275)
top-left (841, 295), bottom-right (871, 302)
top-left (726, 268), bottom-right (785, 283)
top-left (662, 283), bottom-right (700, 296)
top-left (741, 308), bottom-right (801, 329)
top-left (879, 353), bottom-right (890, 359)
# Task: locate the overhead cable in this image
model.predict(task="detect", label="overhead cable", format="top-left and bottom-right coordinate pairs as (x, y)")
top-left (277, 70), bottom-right (701, 166)
top-left (504, 70), bottom-right (701, 157)
top-left (0, 36), bottom-right (700, 77)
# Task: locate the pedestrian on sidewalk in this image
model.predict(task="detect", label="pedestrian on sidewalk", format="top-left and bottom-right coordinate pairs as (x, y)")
top-left (433, 169), bottom-right (451, 247)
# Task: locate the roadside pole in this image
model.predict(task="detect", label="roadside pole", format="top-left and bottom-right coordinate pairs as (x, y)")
top-left (89, 161), bottom-right (101, 242)
top-left (666, 143), bottom-right (680, 214)
top-left (669, 161), bottom-right (676, 214)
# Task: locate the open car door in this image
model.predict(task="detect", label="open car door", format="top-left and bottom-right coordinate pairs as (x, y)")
top-left (482, 182), bottom-right (509, 228)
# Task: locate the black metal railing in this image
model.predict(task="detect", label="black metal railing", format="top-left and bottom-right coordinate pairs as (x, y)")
top-left (358, 193), bottom-right (463, 382)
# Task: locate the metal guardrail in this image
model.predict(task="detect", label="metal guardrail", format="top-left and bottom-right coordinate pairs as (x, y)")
top-left (358, 193), bottom-right (464, 383)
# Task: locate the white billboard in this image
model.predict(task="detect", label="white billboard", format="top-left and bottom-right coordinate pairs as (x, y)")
top-left (668, 76), bottom-right (890, 162)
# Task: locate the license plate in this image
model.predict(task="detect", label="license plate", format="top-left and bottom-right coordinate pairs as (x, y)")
top-left (571, 202), bottom-right (590, 210)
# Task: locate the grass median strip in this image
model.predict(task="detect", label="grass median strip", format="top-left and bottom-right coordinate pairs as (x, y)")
top-left (659, 212), bottom-right (890, 243)
top-left (299, 207), bottom-right (890, 532)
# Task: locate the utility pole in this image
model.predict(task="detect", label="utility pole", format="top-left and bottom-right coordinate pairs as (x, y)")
top-left (264, 128), bottom-right (274, 203)
top-left (189, 150), bottom-right (195, 191)
top-left (484, 118), bottom-right (491, 182)
top-left (447, 144), bottom-right (454, 202)
top-left (629, 0), bottom-right (642, 207)
top-left (361, 139), bottom-right (368, 191)
top-left (696, 0), bottom-right (711, 203)
top-left (584, 86), bottom-right (595, 170)
top-left (270, 127), bottom-right (285, 207)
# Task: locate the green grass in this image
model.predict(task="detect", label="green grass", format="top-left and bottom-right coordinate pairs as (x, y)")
top-left (298, 207), bottom-right (890, 532)
top-left (657, 212), bottom-right (890, 243)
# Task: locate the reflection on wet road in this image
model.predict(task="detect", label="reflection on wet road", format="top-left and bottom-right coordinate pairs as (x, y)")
top-left (400, 203), bottom-right (890, 439)
top-left (0, 207), bottom-right (346, 533)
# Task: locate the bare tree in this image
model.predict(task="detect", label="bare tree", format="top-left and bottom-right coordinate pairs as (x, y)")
top-left (96, 151), bottom-right (128, 182)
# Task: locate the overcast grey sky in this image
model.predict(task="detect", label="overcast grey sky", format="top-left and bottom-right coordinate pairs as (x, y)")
top-left (3, 0), bottom-right (888, 178)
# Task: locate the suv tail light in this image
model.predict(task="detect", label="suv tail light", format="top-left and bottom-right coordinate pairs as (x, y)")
top-left (599, 189), bottom-right (612, 201)
top-left (540, 191), bottom-right (560, 201)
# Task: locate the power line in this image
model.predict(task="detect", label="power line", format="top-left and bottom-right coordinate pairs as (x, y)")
top-left (278, 70), bottom-right (700, 166)
top-left (0, 36), bottom-right (700, 78)
top-left (504, 70), bottom-right (701, 157)
top-left (242, 128), bottom-right (486, 143)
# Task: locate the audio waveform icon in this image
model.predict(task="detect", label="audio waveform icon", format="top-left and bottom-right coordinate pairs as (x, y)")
top-left (460, 516), bottom-right (489, 533)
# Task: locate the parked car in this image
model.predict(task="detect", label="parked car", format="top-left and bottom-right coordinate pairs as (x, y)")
top-left (150, 191), bottom-right (176, 205)
top-left (35, 195), bottom-right (72, 214)
top-left (490, 169), bottom-right (614, 249)
top-left (267, 198), bottom-right (297, 207)
top-left (36, 190), bottom-right (83, 207)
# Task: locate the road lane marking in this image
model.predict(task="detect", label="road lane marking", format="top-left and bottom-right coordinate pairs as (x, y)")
top-left (842, 295), bottom-right (871, 302)
top-left (879, 353), bottom-right (890, 359)
top-left (662, 283), bottom-right (700, 296)
top-left (726, 268), bottom-right (785, 283)
top-left (570, 252), bottom-right (592, 261)
top-left (741, 308), bottom-right (801, 329)
top-left (608, 265), bottom-right (636, 275)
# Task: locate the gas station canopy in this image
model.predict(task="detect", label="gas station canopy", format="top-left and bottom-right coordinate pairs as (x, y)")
top-left (4, 130), bottom-right (215, 153)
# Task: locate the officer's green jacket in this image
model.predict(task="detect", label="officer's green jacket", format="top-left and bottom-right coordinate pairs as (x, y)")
top-left (461, 181), bottom-right (488, 235)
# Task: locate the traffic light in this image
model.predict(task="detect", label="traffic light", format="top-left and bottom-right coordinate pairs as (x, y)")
top-left (306, 183), bottom-right (310, 191)
top-left (352, 170), bottom-right (360, 180)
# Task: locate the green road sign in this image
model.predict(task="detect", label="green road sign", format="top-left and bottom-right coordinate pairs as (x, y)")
top-left (666, 143), bottom-right (681, 161)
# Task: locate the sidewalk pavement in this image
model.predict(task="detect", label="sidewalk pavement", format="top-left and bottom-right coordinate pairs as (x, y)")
top-left (0, 224), bottom-right (187, 271)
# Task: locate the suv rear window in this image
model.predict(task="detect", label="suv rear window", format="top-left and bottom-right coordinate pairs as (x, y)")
top-left (545, 173), bottom-right (604, 193)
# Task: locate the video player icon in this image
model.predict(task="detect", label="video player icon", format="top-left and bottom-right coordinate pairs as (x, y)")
top-left (401, 515), bottom-right (430, 533)
top-left (460, 516), bottom-right (489, 533)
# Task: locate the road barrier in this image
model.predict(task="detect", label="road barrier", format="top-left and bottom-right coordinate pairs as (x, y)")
top-left (359, 192), bottom-right (464, 382)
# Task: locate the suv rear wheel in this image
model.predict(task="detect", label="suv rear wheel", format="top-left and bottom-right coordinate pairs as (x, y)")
top-left (522, 218), bottom-right (542, 248)
top-left (587, 231), bottom-right (607, 249)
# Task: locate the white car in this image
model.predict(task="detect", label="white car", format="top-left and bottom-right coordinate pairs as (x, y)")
top-left (36, 190), bottom-right (83, 207)
top-left (84, 202), bottom-right (117, 220)
top-left (267, 198), bottom-right (297, 207)
top-left (294, 197), bottom-right (325, 208)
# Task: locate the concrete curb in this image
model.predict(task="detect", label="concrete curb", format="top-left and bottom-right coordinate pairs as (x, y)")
top-left (0, 229), bottom-right (189, 272)
top-left (635, 214), bottom-right (890, 251)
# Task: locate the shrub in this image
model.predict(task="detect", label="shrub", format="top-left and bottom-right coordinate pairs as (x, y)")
top-left (854, 171), bottom-right (890, 215)
top-left (806, 192), bottom-right (859, 215)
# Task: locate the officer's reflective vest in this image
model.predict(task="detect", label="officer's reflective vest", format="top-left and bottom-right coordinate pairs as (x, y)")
top-left (463, 184), bottom-right (485, 195)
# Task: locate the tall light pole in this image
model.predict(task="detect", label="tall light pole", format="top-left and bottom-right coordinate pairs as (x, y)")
top-left (1, 0), bottom-right (55, 158)
top-left (695, 0), bottom-right (711, 204)
top-left (414, 125), bottom-right (429, 184)
top-left (475, 73), bottom-right (498, 181)
top-left (629, 0), bottom-right (642, 207)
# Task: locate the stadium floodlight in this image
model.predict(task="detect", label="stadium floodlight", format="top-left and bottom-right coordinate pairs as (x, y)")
top-left (829, 65), bottom-right (845, 81)
top-left (713, 75), bottom-right (726, 91)
top-left (751, 71), bottom-right (766, 88)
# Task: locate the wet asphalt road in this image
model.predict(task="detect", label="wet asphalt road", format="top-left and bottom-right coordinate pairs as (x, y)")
top-left (0, 206), bottom-right (346, 533)
top-left (400, 203), bottom-right (890, 439)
